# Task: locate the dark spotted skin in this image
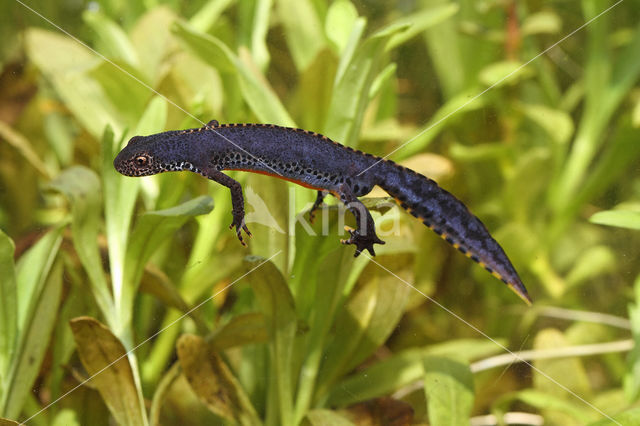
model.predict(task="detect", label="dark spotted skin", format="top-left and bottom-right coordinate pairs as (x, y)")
top-left (113, 120), bottom-right (531, 304)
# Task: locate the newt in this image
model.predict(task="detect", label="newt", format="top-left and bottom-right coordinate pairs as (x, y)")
top-left (114, 121), bottom-right (531, 304)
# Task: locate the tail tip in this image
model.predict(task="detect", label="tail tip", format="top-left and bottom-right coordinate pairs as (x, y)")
top-left (508, 281), bottom-right (533, 306)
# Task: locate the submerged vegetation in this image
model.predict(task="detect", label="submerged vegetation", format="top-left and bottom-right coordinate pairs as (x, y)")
top-left (1, 0), bottom-right (640, 424)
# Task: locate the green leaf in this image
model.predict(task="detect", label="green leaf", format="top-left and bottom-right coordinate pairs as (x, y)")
top-left (0, 231), bottom-right (17, 385)
top-left (83, 10), bottom-right (140, 69)
top-left (325, 0), bottom-right (359, 54)
top-left (275, 0), bottom-right (325, 71)
top-left (130, 7), bottom-right (179, 84)
top-left (587, 407), bottom-right (640, 425)
top-left (521, 103), bottom-right (574, 145)
top-left (315, 258), bottom-right (411, 397)
top-left (590, 210), bottom-right (640, 230)
top-left (327, 339), bottom-right (502, 407)
top-left (305, 409), bottom-right (355, 426)
top-left (325, 21), bottom-right (407, 147)
top-left (210, 313), bottom-right (268, 350)
top-left (533, 328), bottom-right (591, 401)
top-left (385, 3), bottom-right (459, 52)
top-left (189, 0), bottom-right (234, 33)
top-left (15, 227), bottom-right (63, 337)
top-left (176, 334), bottom-right (260, 425)
top-left (423, 357), bottom-right (474, 426)
top-left (0, 121), bottom-right (50, 178)
top-left (522, 11), bottom-right (562, 36)
top-left (101, 126), bottom-right (139, 341)
top-left (394, 88), bottom-right (487, 160)
top-left (123, 196), bottom-right (214, 313)
top-left (478, 60), bottom-right (534, 87)
top-left (25, 29), bottom-right (124, 138)
top-left (243, 256), bottom-right (297, 426)
top-left (2, 260), bottom-right (63, 419)
top-left (70, 317), bottom-right (148, 426)
top-left (624, 274), bottom-right (640, 401)
top-left (172, 21), bottom-right (295, 126)
top-left (50, 166), bottom-right (116, 325)
top-left (495, 389), bottom-right (593, 423)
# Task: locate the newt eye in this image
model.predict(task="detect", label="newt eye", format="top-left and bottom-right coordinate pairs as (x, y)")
top-left (134, 155), bottom-right (149, 167)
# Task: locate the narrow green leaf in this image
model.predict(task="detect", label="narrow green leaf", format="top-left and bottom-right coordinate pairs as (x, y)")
top-left (83, 10), bottom-right (140, 68)
top-left (0, 122), bottom-right (50, 178)
top-left (478, 60), bottom-right (534, 87)
top-left (15, 227), bottom-right (63, 337)
top-left (70, 317), bottom-right (148, 426)
top-left (130, 7), bottom-right (179, 84)
top-left (385, 3), bottom-right (459, 51)
top-left (172, 21), bottom-right (236, 72)
top-left (394, 88), bottom-right (486, 160)
top-left (250, 0), bottom-right (273, 71)
top-left (275, 0), bottom-right (325, 71)
top-left (50, 166), bottom-right (116, 325)
top-left (189, 0), bottom-right (234, 33)
top-left (521, 103), bottom-right (574, 145)
top-left (101, 126), bottom-right (139, 341)
top-left (587, 407), bottom-right (640, 425)
top-left (0, 231), bottom-right (17, 384)
top-left (522, 11), bottom-right (562, 36)
top-left (123, 196), bottom-right (214, 312)
top-left (3, 260), bottom-right (63, 419)
top-left (325, 0), bottom-right (359, 54)
top-left (624, 274), bottom-right (640, 400)
top-left (325, 22), bottom-right (406, 147)
top-left (327, 339), bottom-right (502, 407)
top-left (244, 256), bottom-right (296, 426)
top-left (423, 357), bottom-right (474, 426)
top-left (25, 29), bottom-right (124, 138)
top-left (590, 210), bottom-right (640, 231)
top-left (305, 409), bottom-right (355, 426)
top-left (177, 334), bottom-right (261, 425)
top-left (172, 21), bottom-right (295, 126)
top-left (495, 389), bottom-right (593, 423)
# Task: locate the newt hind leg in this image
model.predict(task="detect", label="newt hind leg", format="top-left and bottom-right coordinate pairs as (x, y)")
top-left (336, 184), bottom-right (385, 257)
top-left (308, 190), bottom-right (327, 224)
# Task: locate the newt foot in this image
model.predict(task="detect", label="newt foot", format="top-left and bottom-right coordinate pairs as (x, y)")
top-left (340, 226), bottom-right (385, 257)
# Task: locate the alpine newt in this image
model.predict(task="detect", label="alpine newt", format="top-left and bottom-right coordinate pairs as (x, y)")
top-left (113, 121), bottom-right (531, 304)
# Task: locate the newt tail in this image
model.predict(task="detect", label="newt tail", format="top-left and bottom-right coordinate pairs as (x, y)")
top-left (376, 161), bottom-right (531, 305)
top-left (113, 121), bottom-right (532, 304)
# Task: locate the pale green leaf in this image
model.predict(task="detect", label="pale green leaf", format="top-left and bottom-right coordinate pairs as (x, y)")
top-left (83, 10), bottom-right (140, 68)
top-left (478, 60), bottom-right (533, 87)
top-left (50, 166), bottom-right (116, 324)
top-left (590, 210), bottom-right (640, 230)
top-left (385, 3), bottom-right (459, 51)
top-left (189, 0), bottom-right (234, 33)
top-left (275, 0), bottom-right (325, 71)
top-left (423, 357), bottom-right (474, 426)
top-left (325, 0), bottom-right (359, 54)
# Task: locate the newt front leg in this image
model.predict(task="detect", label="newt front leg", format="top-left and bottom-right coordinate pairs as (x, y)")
top-left (337, 184), bottom-right (385, 257)
top-left (202, 168), bottom-right (252, 245)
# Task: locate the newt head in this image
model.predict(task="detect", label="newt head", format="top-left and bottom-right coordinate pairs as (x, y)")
top-left (113, 131), bottom-right (202, 177)
top-left (113, 135), bottom-right (163, 176)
